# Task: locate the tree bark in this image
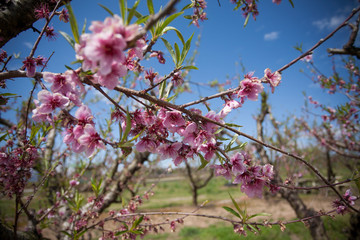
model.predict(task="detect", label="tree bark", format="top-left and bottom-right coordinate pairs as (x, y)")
top-left (185, 161), bottom-right (213, 206)
top-left (85, 151), bottom-right (150, 214)
top-left (348, 212), bottom-right (360, 240)
top-left (0, 220), bottom-right (41, 240)
top-left (0, 0), bottom-right (67, 48)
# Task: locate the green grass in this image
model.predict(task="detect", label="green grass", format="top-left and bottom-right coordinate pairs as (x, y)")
top-left (1, 176), bottom-right (353, 240)
top-left (143, 214), bottom-right (351, 240)
top-left (110, 177), bottom-right (242, 210)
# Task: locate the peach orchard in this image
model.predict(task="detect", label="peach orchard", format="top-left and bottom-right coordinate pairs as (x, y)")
top-left (0, 0), bottom-right (359, 239)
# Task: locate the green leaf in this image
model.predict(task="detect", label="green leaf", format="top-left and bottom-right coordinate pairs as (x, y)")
top-left (136, 15), bottom-right (149, 25)
top-left (75, 229), bottom-right (87, 239)
top-left (354, 173), bottom-right (360, 194)
top-left (197, 153), bottom-right (209, 170)
top-left (66, 3), bottom-right (80, 43)
top-left (158, 79), bottom-right (166, 99)
top-left (180, 32), bottom-right (194, 66)
top-left (227, 145), bottom-right (244, 152)
top-left (293, 43), bottom-right (303, 52)
top-left (127, 0), bottom-right (140, 24)
top-left (167, 92), bottom-right (178, 103)
top-left (226, 133), bottom-right (238, 152)
top-left (164, 80), bottom-right (173, 99)
top-left (243, 13), bottom-right (250, 28)
top-left (174, 42), bottom-right (181, 66)
top-left (129, 230), bottom-right (144, 235)
top-left (128, 129), bottom-right (144, 143)
top-left (222, 206), bottom-right (241, 219)
top-left (181, 65), bottom-right (198, 70)
top-left (0, 133), bottom-right (8, 142)
top-left (59, 31), bottom-right (75, 49)
top-left (131, 215), bottom-right (144, 230)
top-left (30, 125), bottom-right (40, 143)
top-left (248, 212), bottom-right (272, 219)
top-left (288, 0), bottom-right (295, 8)
top-left (60, 231), bottom-right (72, 237)
top-left (121, 110), bottom-right (132, 143)
top-left (247, 224), bottom-right (259, 234)
top-left (204, 103), bottom-right (211, 112)
top-left (118, 142), bottom-right (134, 148)
top-left (181, 3), bottom-right (193, 11)
top-left (119, 0), bottom-right (127, 21)
top-left (82, 18), bottom-right (87, 34)
top-left (65, 65), bottom-right (74, 70)
top-left (156, 12), bottom-right (183, 36)
top-left (161, 38), bottom-right (177, 65)
top-left (147, 0), bottom-right (155, 14)
top-left (132, 10), bottom-right (143, 19)
top-left (162, 26), bottom-right (185, 45)
top-left (225, 123), bottom-right (243, 128)
top-left (70, 59), bottom-right (82, 65)
top-left (0, 93), bottom-right (17, 96)
top-left (98, 4), bottom-right (114, 16)
top-left (214, 127), bottom-right (225, 135)
top-left (228, 193), bottom-right (243, 219)
top-left (115, 230), bottom-right (128, 236)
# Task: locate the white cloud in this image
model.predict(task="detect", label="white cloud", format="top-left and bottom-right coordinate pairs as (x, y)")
top-left (329, 15), bottom-right (344, 28)
top-left (264, 31), bottom-right (279, 41)
top-left (312, 15), bottom-right (345, 30)
top-left (23, 42), bottom-right (33, 49)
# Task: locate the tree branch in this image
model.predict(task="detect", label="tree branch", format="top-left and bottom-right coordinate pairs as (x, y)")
top-left (0, 0), bottom-right (68, 48)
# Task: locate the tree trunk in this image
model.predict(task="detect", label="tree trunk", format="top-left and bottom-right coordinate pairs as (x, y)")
top-left (0, 0), bottom-right (68, 48)
top-left (256, 92), bottom-right (329, 240)
top-left (278, 185), bottom-right (329, 240)
top-left (348, 212), bottom-right (360, 240)
top-left (326, 150), bottom-right (336, 183)
top-left (0, 220), bottom-right (40, 240)
top-left (192, 186), bottom-right (198, 206)
top-left (93, 151), bottom-right (150, 213)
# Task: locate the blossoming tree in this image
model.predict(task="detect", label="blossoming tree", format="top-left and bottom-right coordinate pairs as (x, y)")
top-left (0, 0), bottom-right (359, 239)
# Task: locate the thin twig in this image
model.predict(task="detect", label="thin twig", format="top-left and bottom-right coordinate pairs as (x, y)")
top-left (278, 178), bottom-right (352, 190)
top-left (180, 86), bottom-right (241, 108)
top-left (144, 67), bottom-right (180, 93)
top-left (127, 0), bottom-right (180, 48)
top-left (277, 7), bottom-right (360, 73)
top-left (27, 1), bottom-right (61, 60)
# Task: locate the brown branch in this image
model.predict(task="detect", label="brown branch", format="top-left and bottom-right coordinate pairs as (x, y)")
top-left (180, 86), bottom-right (241, 108)
top-left (144, 67), bottom-right (180, 93)
top-left (0, 118), bottom-right (13, 128)
top-left (302, 121), bottom-right (360, 159)
top-left (0, 69), bottom-right (355, 212)
top-left (255, 93), bottom-right (330, 239)
top-left (328, 12), bottom-right (360, 58)
top-left (277, 7), bottom-right (360, 73)
top-left (127, 0), bottom-right (180, 48)
top-left (327, 47), bottom-right (360, 58)
top-left (278, 178), bottom-right (352, 191)
top-left (27, 0), bottom-right (61, 60)
top-left (84, 208), bottom-right (339, 233)
top-left (0, 0), bottom-right (69, 48)
top-left (83, 151), bottom-right (150, 214)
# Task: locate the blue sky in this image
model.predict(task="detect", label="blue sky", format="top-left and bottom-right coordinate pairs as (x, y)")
top-left (2, 0), bottom-right (359, 139)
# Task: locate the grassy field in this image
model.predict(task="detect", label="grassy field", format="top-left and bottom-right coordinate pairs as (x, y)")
top-left (0, 175), bottom-right (355, 239)
top-left (109, 176), bottom-right (242, 210)
top-left (109, 175), bottom-right (353, 240)
top-left (142, 214), bottom-right (351, 240)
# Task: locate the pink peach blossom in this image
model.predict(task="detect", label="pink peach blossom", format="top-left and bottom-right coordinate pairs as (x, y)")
top-left (36, 90), bottom-right (69, 114)
top-left (238, 78), bottom-right (264, 101)
top-left (78, 125), bottom-right (105, 157)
